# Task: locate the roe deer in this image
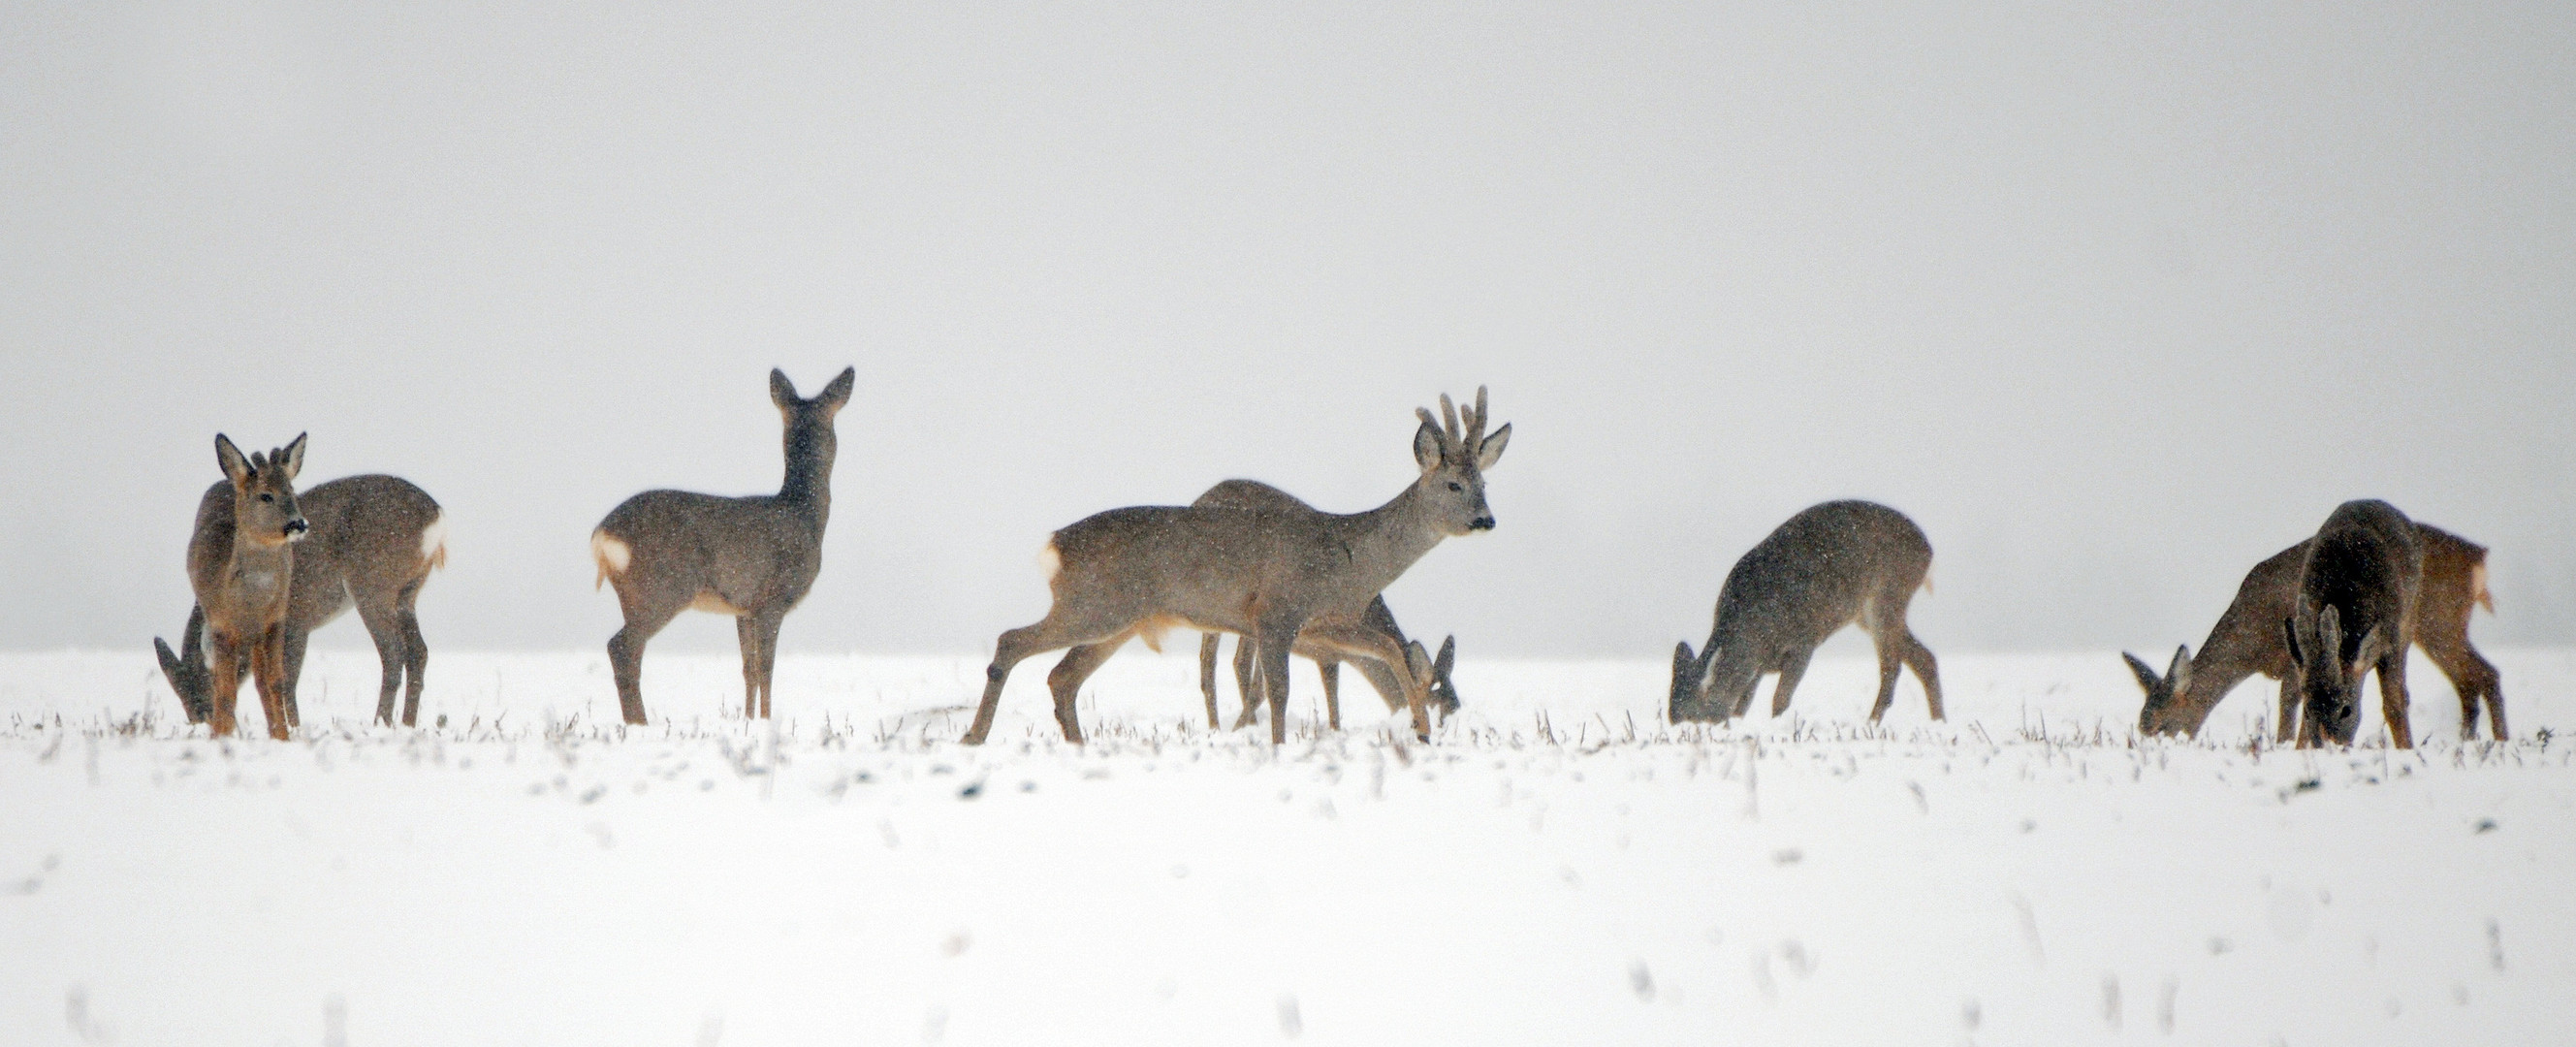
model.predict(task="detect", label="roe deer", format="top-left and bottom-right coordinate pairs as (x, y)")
top-left (962, 388), bottom-right (1510, 746)
top-left (182, 433), bottom-right (310, 739)
top-left (1669, 500), bottom-right (1942, 725)
top-left (1186, 480), bottom-right (1463, 732)
top-left (155, 475), bottom-right (446, 727)
top-left (592, 366), bottom-right (855, 725)
top-left (2125, 522), bottom-right (2501, 741)
top-left (2280, 499), bottom-right (2424, 747)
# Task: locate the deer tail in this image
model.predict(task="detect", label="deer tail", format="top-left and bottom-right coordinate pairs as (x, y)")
top-left (2472, 560), bottom-right (2495, 615)
top-left (591, 528), bottom-right (631, 591)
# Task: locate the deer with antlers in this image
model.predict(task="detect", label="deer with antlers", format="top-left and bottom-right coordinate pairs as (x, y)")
top-left (156, 474), bottom-right (446, 729)
top-left (1184, 479), bottom-right (1463, 732)
top-left (961, 388), bottom-right (1510, 746)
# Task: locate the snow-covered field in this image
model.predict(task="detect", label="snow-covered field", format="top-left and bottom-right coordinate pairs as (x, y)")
top-left (4, 644), bottom-right (2571, 1045)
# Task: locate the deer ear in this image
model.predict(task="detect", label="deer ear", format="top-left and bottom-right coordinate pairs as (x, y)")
top-left (2121, 651), bottom-right (2160, 693)
top-left (2281, 615), bottom-right (2305, 668)
top-left (1414, 418), bottom-right (1444, 471)
top-left (770, 368), bottom-right (799, 408)
top-left (2168, 645), bottom-right (2193, 695)
top-left (1672, 641), bottom-right (1698, 676)
top-left (1404, 641), bottom-right (1434, 686)
top-left (815, 366), bottom-right (856, 411)
top-left (1435, 635), bottom-right (1456, 677)
top-left (1475, 423), bottom-right (1511, 470)
top-left (154, 637), bottom-right (183, 682)
top-left (2351, 623), bottom-right (2382, 674)
top-left (276, 432), bottom-right (306, 482)
top-left (215, 434), bottom-right (252, 488)
top-left (2316, 604), bottom-right (2342, 663)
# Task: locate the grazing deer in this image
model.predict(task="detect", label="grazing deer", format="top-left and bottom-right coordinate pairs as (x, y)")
top-left (180, 434), bottom-right (310, 739)
top-left (1185, 479), bottom-right (1464, 732)
top-left (1669, 500), bottom-right (1942, 725)
top-left (155, 475), bottom-right (447, 727)
top-left (961, 388), bottom-right (1510, 746)
top-left (592, 367), bottom-right (854, 725)
top-left (2126, 522), bottom-right (2501, 741)
top-left (2281, 499), bottom-right (2424, 747)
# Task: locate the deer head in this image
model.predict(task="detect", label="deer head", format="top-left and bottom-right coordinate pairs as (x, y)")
top-left (2282, 600), bottom-right (2378, 746)
top-left (1412, 387), bottom-right (1511, 536)
top-left (2125, 645), bottom-right (2194, 736)
top-left (215, 432), bottom-right (308, 548)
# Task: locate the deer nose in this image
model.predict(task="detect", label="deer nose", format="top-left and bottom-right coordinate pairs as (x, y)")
top-left (1469, 515), bottom-right (1496, 531)
top-left (284, 518), bottom-right (309, 539)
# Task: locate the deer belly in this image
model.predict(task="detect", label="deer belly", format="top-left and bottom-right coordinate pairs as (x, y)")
top-left (691, 591), bottom-right (747, 616)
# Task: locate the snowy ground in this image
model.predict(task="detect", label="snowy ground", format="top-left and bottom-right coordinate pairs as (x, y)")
top-left (3, 643), bottom-right (2571, 1045)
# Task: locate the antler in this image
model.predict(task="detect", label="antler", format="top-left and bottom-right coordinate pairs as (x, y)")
top-left (1463, 386), bottom-right (1488, 449)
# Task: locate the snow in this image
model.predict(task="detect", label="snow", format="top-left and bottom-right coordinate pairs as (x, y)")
top-left (3, 646), bottom-right (2571, 1045)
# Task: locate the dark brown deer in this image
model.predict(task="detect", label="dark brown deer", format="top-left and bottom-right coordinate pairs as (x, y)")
top-left (592, 367), bottom-right (854, 725)
top-left (961, 388), bottom-right (1510, 746)
top-left (1185, 480), bottom-right (1462, 732)
top-left (1669, 500), bottom-right (1942, 725)
top-left (182, 433), bottom-right (310, 739)
top-left (2126, 522), bottom-right (2500, 741)
top-left (155, 475), bottom-right (446, 727)
top-left (2281, 499), bottom-right (2424, 747)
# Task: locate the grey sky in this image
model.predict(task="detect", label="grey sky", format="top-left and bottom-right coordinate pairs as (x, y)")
top-left (4, 3), bottom-right (2570, 659)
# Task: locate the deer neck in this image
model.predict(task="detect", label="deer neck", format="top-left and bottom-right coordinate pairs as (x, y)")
top-left (775, 430), bottom-right (835, 531)
top-left (1325, 479), bottom-right (1447, 598)
top-left (223, 518), bottom-right (295, 606)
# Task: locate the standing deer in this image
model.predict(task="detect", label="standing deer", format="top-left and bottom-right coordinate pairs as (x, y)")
top-left (1669, 500), bottom-right (1942, 725)
top-left (961, 388), bottom-right (1510, 746)
top-left (1186, 479), bottom-right (1464, 732)
top-left (2280, 499), bottom-right (2424, 748)
top-left (592, 367), bottom-right (854, 725)
top-left (155, 475), bottom-right (447, 727)
top-left (2125, 522), bottom-right (2501, 741)
top-left (181, 434), bottom-right (310, 740)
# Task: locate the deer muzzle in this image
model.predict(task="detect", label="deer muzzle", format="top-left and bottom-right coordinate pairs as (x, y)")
top-left (1469, 515), bottom-right (1496, 531)
top-left (284, 518), bottom-right (310, 541)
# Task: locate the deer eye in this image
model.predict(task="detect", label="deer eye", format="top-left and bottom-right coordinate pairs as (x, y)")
top-left (259, 493), bottom-right (273, 503)
top-left (1446, 482), bottom-right (1463, 492)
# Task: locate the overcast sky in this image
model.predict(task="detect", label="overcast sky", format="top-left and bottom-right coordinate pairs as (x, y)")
top-left (4, 3), bottom-right (2570, 661)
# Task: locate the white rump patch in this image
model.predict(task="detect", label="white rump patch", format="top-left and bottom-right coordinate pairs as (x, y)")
top-left (2471, 562), bottom-right (2494, 614)
top-left (1921, 561), bottom-right (1934, 596)
top-left (590, 529), bottom-right (631, 590)
top-left (419, 512), bottom-right (449, 571)
top-left (1037, 540), bottom-right (1062, 584)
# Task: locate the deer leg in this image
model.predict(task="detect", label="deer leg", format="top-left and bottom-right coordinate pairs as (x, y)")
top-left (1232, 635), bottom-right (1261, 729)
top-left (1768, 648), bottom-right (1815, 717)
top-left (2377, 650), bottom-right (2414, 750)
top-left (1196, 633), bottom-right (1223, 729)
top-left (356, 596), bottom-right (408, 727)
top-left (1253, 620), bottom-right (1302, 746)
top-left (1295, 621), bottom-right (1430, 741)
top-left (252, 626), bottom-right (291, 741)
top-left (607, 589), bottom-right (687, 728)
top-left (1899, 631), bottom-right (1944, 721)
top-left (966, 610), bottom-right (1136, 746)
top-left (1867, 631), bottom-right (1903, 723)
top-left (2275, 677), bottom-right (2300, 744)
top-left (2425, 637), bottom-right (2506, 743)
top-left (206, 634), bottom-right (245, 738)
top-left (279, 625), bottom-right (311, 730)
top-left (755, 613), bottom-right (786, 719)
top-left (736, 616), bottom-right (764, 718)
top-left (1045, 640), bottom-right (1130, 745)
top-left (398, 585), bottom-right (429, 728)
top-left (1317, 658), bottom-right (1343, 732)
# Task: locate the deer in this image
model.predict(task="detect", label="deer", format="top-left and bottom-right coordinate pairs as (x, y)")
top-left (2125, 521), bottom-right (2501, 742)
top-left (155, 475), bottom-right (447, 728)
top-left (1669, 500), bottom-right (1943, 725)
top-left (1184, 479), bottom-right (1464, 732)
top-left (176, 434), bottom-right (310, 739)
top-left (960, 388), bottom-right (1510, 746)
top-left (592, 366), bottom-right (854, 725)
top-left (2276, 499), bottom-right (2424, 748)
